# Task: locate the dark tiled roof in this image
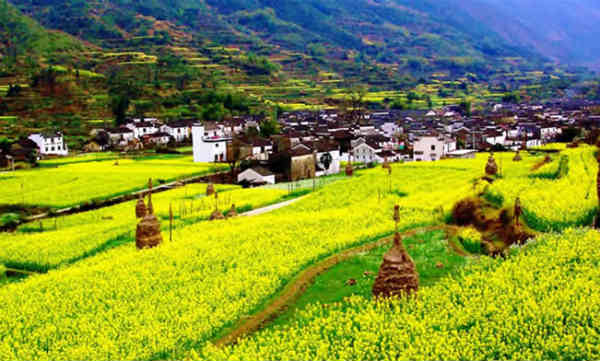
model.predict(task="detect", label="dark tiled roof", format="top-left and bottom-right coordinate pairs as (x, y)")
top-left (290, 147), bottom-right (313, 157)
top-left (251, 166), bottom-right (274, 177)
top-left (108, 127), bottom-right (133, 134)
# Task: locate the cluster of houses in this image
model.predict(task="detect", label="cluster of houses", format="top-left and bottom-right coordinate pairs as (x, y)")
top-left (187, 101), bottom-right (592, 185)
top-left (98, 118), bottom-right (195, 150)
top-left (3, 99), bottom-right (600, 182)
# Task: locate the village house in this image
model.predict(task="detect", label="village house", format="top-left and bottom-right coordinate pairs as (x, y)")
top-left (147, 132), bottom-right (171, 146)
top-left (160, 121), bottom-right (190, 142)
top-left (239, 137), bottom-right (273, 161)
top-left (309, 141), bottom-right (341, 176)
top-left (28, 132), bottom-right (68, 156)
top-left (413, 135), bottom-right (456, 162)
top-left (192, 124), bottom-right (231, 163)
top-left (289, 145), bottom-right (316, 181)
top-left (126, 121), bottom-right (159, 139)
top-left (237, 167), bottom-right (276, 185)
top-left (351, 139), bottom-right (383, 164)
top-left (107, 127), bottom-right (135, 147)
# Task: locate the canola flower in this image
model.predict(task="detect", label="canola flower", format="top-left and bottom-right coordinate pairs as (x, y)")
top-left (0, 156), bottom-right (226, 208)
top-left (0, 184), bottom-right (284, 272)
top-left (200, 229), bottom-right (600, 361)
top-left (0, 148), bottom-right (597, 360)
top-left (0, 163), bottom-right (474, 360)
top-left (487, 147), bottom-right (597, 231)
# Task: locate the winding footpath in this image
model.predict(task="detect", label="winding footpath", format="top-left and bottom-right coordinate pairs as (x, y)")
top-left (240, 196), bottom-right (307, 217)
top-left (213, 225), bottom-right (447, 347)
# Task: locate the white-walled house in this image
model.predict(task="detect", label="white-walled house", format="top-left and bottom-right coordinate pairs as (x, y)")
top-left (107, 127), bottom-right (135, 146)
top-left (352, 141), bottom-right (382, 164)
top-left (192, 124), bottom-right (231, 163)
top-left (485, 131), bottom-right (506, 146)
top-left (316, 149), bottom-right (341, 176)
top-left (413, 136), bottom-right (457, 162)
top-left (540, 126), bottom-right (561, 140)
top-left (126, 121), bottom-right (158, 139)
top-left (160, 121), bottom-right (190, 142)
top-left (28, 132), bottom-right (68, 156)
top-left (237, 167), bottom-right (276, 185)
top-left (380, 122), bottom-right (402, 139)
top-left (148, 132), bottom-right (171, 145)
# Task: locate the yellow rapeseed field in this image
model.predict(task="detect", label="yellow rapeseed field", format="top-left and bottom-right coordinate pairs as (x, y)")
top-left (0, 147), bottom-right (597, 360)
top-left (201, 229), bottom-right (600, 361)
top-left (0, 155), bottom-right (226, 208)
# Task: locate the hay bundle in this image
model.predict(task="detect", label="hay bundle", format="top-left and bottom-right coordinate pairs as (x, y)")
top-left (135, 197), bottom-right (162, 250)
top-left (210, 209), bottom-right (225, 220)
top-left (345, 163), bottom-right (354, 176)
top-left (227, 204), bottom-right (238, 218)
top-left (206, 183), bottom-right (215, 196)
top-left (382, 157), bottom-right (390, 170)
top-left (485, 154), bottom-right (498, 176)
top-left (513, 151), bottom-right (522, 162)
top-left (372, 233), bottom-right (419, 298)
top-left (135, 194), bottom-right (147, 218)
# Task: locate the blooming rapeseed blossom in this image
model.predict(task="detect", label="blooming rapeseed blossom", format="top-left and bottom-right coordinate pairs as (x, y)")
top-left (0, 147), bottom-right (597, 360)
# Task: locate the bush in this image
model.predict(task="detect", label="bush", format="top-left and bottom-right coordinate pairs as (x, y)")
top-left (0, 213), bottom-right (20, 229)
top-left (0, 264), bottom-right (6, 279)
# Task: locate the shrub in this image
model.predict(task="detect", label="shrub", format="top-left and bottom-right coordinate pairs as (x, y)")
top-left (0, 213), bottom-right (20, 229)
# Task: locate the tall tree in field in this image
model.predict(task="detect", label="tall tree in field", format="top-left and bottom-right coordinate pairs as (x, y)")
top-left (347, 84), bottom-right (368, 125)
top-left (226, 137), bottom-right (249, 178)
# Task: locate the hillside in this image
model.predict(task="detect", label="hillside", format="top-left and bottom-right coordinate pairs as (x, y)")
top-left (0, 0), bottom-right (90, 73)
top-left (6, 0), bottom-right (548, 75)
top-left (457, 0), bottom-right (600, 69)
top-left (0, 0), bottom-right (596, 144)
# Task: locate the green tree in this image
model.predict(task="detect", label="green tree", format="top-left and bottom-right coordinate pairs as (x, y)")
top-left (111, 95), bottom-right (130, 126)
top-left (259, 118), bottom-right (280, 138)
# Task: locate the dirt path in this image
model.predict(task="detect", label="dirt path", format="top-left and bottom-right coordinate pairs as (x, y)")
top-left (213, 225), bottom-right (446, 347)
top-left (241, 196), bottom-right (307, 217)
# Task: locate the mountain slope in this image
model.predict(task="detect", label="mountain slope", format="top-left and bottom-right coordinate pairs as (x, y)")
top-left (456, 0), bottom-right (600, 68)
top-left (5, 0), bottom-right (547, 72)
top-left (0, 0), bottom-right (89, 68)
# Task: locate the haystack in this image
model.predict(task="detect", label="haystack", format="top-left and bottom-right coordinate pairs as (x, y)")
top-left (513, 150), bottom-right (522, 162)
top-left (485, 154), bottom-right (498, 176)
top-left (206, 183), bottom-right (215, 196)
top-left (227, 204), bottom-right (238, 218)
top-left (345, 163), bottom-right (354, 176)
top-left (382, 157), bottom-right (390, 170)
top-left (135, 192), bottom-right (162, 250)
top-left (372, 232), bottom-right (419, 298)
top-left (135, 193), bottom-right (147, 218)
top-left (210, 209), bottom-right (225, 220)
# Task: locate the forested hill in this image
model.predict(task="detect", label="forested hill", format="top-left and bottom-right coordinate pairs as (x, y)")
top-left (0, 0), bottom-right (89, 72)
top-left (5, 0), bottom-right (600, 73)
top-left (5, 0), bottom-right (545, 71)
